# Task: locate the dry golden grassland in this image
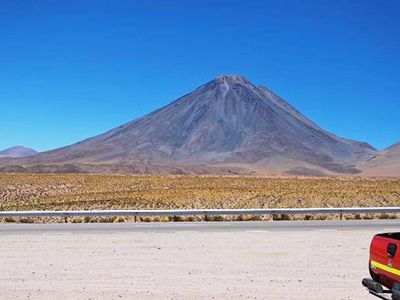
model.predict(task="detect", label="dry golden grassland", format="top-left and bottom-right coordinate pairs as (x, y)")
top-left (0, 173), bottom-right (399, 222)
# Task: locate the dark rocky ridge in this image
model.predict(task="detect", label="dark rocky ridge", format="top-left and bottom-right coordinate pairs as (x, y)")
top-left (0, 75), bottom-right (376, 175)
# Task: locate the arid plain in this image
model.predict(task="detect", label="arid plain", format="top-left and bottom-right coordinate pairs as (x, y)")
top-left (1, 173), bottom-right (399, 222)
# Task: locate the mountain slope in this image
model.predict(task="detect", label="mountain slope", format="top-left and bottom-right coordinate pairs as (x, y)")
top-left (0, 75), bottom-right (376, 175)
top-left (0, 146), bottom-right (37, 158)
top-left (359, 142), bottom-right (400, 177)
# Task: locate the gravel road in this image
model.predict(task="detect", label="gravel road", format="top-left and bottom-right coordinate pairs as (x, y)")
top-left (0, 221), bottom-right (382, 299)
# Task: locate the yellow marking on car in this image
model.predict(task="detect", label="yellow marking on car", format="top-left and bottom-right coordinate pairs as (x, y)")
top-left (371, 260), bottom-right (400, 276)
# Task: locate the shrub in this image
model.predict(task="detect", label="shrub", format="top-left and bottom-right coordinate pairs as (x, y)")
top-left (4, 217), bottom-right (16, 223)
top-left (363, 214), bottom-right (374, 220)
top-left (272, 214), bottom-right (291, 221)
top-left (141, 216), bottom-right (152, 222)
top-left (304, 214), bottom-right (313, 221)
top-left (72, 217), bottom-right (84, 223)
top-left (20, 218), bottom-right (33, 224)
top-left (212, 215), bottom-right (225, 222)
top-left (113, 216), bottom-right (126, 223)
top-left (159, 216), bottom-right (170, 222)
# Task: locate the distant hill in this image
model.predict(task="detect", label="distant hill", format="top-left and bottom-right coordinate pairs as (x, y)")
top-left (0, 75), bottom-right (377, 175)
top-left (358, 142), bottom-right (400, 177)
top-left (0, 146), bottom-right (37, 158)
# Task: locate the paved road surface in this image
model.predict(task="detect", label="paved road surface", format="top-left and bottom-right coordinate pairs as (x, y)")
top-left (1, 220), bottom-right (399, 299)
top-left (1, 219), bottom-right (399, 234)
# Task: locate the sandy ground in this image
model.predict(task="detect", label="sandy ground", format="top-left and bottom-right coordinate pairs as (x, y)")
top-left (0, 225), bottom-right (376, 299)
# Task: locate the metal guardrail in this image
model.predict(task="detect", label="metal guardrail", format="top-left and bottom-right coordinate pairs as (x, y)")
top-left (0, 207), bottom-right (400, 218)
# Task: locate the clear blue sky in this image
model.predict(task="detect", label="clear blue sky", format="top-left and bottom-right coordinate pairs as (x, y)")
top-left (1, 0), bottom-right (399, 151)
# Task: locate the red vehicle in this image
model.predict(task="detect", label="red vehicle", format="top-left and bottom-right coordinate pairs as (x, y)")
top-left (363, 233), bottom-right (400, 299)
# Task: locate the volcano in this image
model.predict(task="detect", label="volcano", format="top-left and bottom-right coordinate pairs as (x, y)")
top-left (0, 146), bottom-right (37, 158)
top-left (0, 75), bottom-right (376, 175)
